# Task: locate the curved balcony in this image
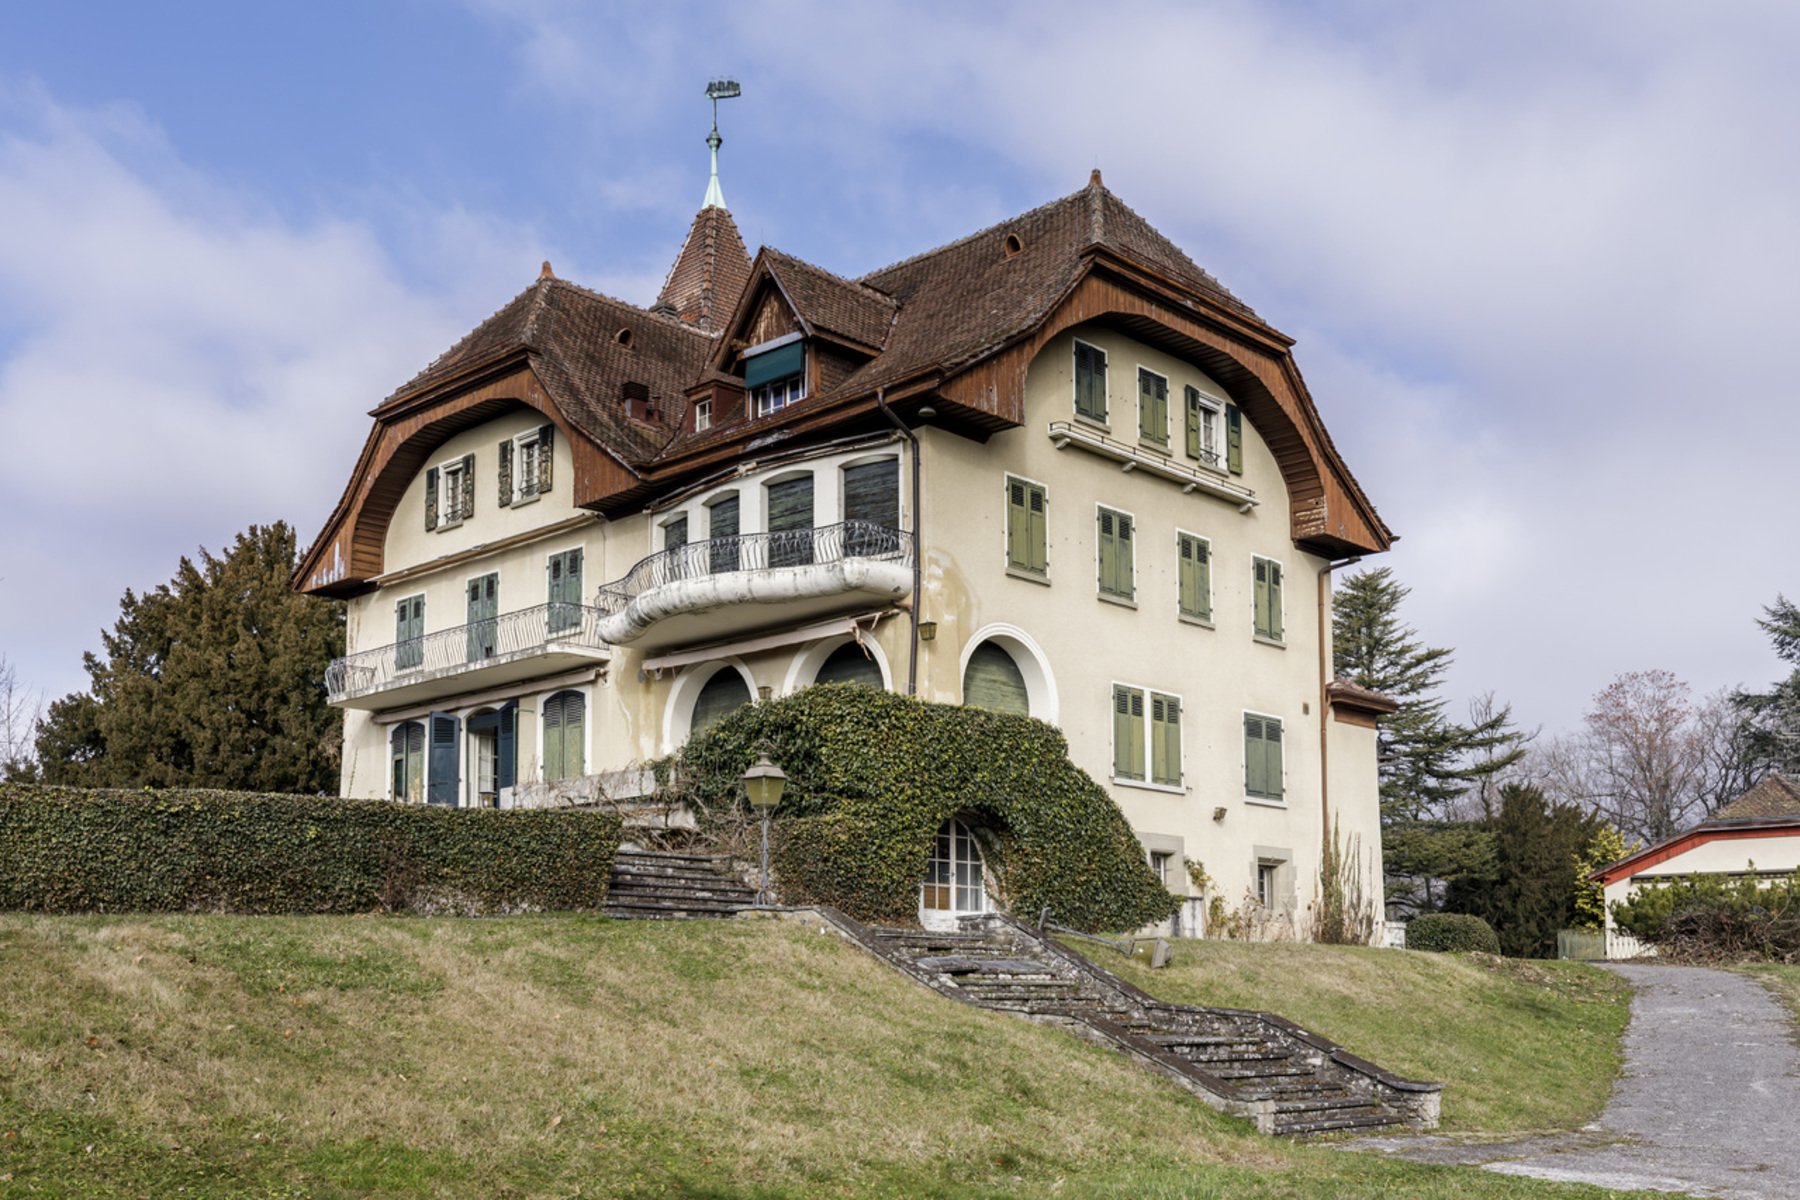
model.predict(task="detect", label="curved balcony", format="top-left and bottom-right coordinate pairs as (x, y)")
top-left (595, 520), bottom-right (913, 650)
top-left (327, 602), bottom-right (612, 710)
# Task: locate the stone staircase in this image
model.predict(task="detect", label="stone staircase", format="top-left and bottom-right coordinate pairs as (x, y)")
top-left (826, 913), bottom-right (1440, 1137)
top-left (602, 849), bottom-right (757, 920)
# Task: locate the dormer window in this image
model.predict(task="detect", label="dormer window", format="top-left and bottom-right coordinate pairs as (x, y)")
top-left (742, 336), bottom-right (807, 418)
top-left (694, 398), bottom-right (712, 433)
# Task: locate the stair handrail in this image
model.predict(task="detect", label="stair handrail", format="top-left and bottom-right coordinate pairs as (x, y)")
top-left (1034, 906), bottom-right (1168, 967)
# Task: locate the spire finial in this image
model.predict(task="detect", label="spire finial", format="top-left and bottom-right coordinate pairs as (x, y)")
top-left (1089, 167), bottom-right (1104, 189)
top-left (702, 79), bottom-right (741, 210)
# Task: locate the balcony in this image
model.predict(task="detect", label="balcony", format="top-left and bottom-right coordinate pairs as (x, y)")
top-left (1047, 420), bottom-right (1258, 509)
top-left (595, 520), bottom-right (913, 650)
top-left (327, 602), bottom-right (612, 710)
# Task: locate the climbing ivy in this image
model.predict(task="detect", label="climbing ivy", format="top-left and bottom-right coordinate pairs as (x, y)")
top-left (666, 686), bottom-right (1178, 932)
top-left (0, 784), bottom-right (621, 914)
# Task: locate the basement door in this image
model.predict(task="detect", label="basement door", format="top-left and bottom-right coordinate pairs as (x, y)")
top-left (919, 819), bottom-right (989, 931)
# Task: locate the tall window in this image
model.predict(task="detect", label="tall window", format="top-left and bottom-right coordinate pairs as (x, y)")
top-left (1138, 368), bottom-right (1168, 446)
top-left (963, 642), bottom-right (1029, 715)
top-left (922, 819), bottom-right (986, 915)
top-left (1097, 507), bottom-right (1134, 601)
top-left (745, 341), bottom-right (807, 417)
top-left (1073, 339), bottom-right (1108, 423)
top-left (709, 494), bottom-right (741, 573)
top-left (843, 458), bottom-right (900, 557)
top-left (1253, 556), bottom-right (1284, 642)
top-left (1177, 534), bottom-right (1211, 623)
top-left (428, 453), bottom-right (475, 529)
top-left (767, 476), bottom-right (815, 568)
top-left (547, 549), bottom-right (583, 634)
top-left (691, 669), bottom-right (751, 736)
top-left (394, 595), bottom-right (424, 670)
top-left (542, 690), bottom-right (586, 782)
top-left (694, 398), bottom-right (712, 433)
top-left (466, 573), bottom-right (498, 661)
top-left (1113, 684), bottom-right (1181, 786)
top-left (1006, 477), bottom-right (1047, 577)
top-left (1185, 386), bottom-right (1220, 467)
top-left (1245, 713), bottom-right (1284, 802)
top-left (814, 642), bottom-right (883, 688)
top-left (391, 721), bottom-right (424, 803)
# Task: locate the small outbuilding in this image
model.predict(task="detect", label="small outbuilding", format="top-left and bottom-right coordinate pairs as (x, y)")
top-left (1592, 774), bottom-right (1800, 958)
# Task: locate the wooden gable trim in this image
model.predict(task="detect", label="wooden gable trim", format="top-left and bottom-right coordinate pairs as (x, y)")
top-left (935, 263), bottom-right (1392, 554)
top-left (296, 362), bottom-right (609, 597)
top-left (1594, 822), bottom-right (1800, 886)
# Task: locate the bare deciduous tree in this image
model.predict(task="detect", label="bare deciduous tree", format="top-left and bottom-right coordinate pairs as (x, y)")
top-left (0, 654), bottom-right (42, 781)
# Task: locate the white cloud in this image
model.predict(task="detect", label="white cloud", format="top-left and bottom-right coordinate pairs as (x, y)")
top-left (0, 84), bottom-right (552, 703)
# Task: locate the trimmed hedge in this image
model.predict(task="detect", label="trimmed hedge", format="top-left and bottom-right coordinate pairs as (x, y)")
top-left (1407, 913), bottom-right (1501, 954)
top-left (667, 685), bottom-right (1178, 932)
top-left (0, 785), bottom-right (622, 915)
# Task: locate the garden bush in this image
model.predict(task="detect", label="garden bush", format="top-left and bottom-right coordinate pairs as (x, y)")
top-left (0, 784), bottom-right (621, 914)
top-left (1406, 913), bottom-right (1501, 954)
top-left (663, 685), bottom-right (1178, 932)
top-left (1611, 871), bottom-right (1800, 962)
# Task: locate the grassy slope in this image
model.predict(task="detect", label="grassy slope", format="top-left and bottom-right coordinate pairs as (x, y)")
top-left (1740, 963), bottom-right (1800, 1023)
top-left (0, 916), bottom-right (1656, 1200)
top-left (1106, 940), bottom-right (1634, 1133)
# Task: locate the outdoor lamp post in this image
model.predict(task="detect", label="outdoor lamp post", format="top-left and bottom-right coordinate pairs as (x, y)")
top-left (741, 752), bottom-right (786, 906)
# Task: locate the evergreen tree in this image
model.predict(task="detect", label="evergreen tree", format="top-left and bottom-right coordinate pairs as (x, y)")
top-left (1448, 783), bottom-right (1600, 958)
top-left (35, 522), bottom-right (344, 793)
top-left (1736, 595), bottom-right (1800, 775)
top-left (1333, 568), bottom-right (1529, 914)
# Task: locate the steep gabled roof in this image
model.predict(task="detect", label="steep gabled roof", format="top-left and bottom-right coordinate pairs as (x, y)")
top-left (381, 274), bottom-right (712, 464)
top-left (760, 248), bottom-right (897, 352)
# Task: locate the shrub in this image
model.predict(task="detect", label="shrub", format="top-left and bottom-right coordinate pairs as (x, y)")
top-left (1406, 913), bottom-right (1501, 954)
top-left (1611, 871), bottom-right (1800, 962)
top-left (0, 784), bottom-right (621, 914)
top-left (665, 686), bottom-right (1177, 932)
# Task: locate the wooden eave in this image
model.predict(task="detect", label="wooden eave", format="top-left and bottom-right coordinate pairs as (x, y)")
top-left (295, 360), bottom-right (635, 598)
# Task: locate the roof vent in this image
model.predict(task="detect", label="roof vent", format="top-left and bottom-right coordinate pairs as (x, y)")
top-left (1002, 232), bottom-right (1024, 258)
top-left (621, 380), bottom-right (651, 421)
top-left (616, 327), bottom-right (633, 348)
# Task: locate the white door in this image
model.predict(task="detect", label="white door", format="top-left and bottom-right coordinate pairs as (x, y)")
top-left (920, 819), bottom-right (988, 931)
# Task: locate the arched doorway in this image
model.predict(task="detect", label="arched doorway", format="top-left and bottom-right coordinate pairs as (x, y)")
top-left (814, 641), bottom-right (883, 688)
top-left (692, 668), bottom-right (752, 735)
top-left (962, 641), bottom-right (1029, 715)
top-left (920, 818), bottom-right (989, 930)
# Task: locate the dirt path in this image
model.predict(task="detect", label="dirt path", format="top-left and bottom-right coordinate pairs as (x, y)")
top-left (1353, 963), bottom-right (1800, 1198)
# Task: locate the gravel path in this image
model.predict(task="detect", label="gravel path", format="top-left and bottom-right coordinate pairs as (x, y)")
top-left (1352, 963), bottom-right (1800, 1198)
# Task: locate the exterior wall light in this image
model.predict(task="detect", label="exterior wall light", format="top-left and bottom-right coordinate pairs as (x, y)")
top-left (742, 751), bottom-right (787, 905)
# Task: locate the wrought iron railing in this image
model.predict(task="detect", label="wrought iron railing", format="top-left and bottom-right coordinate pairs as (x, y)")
top-left (326, 602), bottom-right (610, 703)
top-left (594, 520), bottom-right (912, 612)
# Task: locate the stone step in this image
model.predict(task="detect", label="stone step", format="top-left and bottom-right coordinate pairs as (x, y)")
top-left (603, 896), bottom-right (750, 917)
top-left (610, 862), bottom-right (745, 884)
top-left (615, 850), bottom-right (735, 867)
top-left (1275, 1109), bottom-right (1406, 1137)
top-left (1181, 1048), bottom-right (1293, 1066)
top-left (1207, 1063), bottom-right (1314, 1081)
top-left (1272, 1095), bottom-right (1381, 1115)
top-left (607, 881), bottom-right (757, 903)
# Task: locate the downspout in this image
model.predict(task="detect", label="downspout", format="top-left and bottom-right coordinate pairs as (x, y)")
top-left (1316, 554), bottom-right (1363, 850)
top-left (875, 388), bottom-right (921, 695)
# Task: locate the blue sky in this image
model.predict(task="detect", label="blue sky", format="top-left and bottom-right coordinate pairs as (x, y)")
top-left (1, 1), bottom-right (1795, 743)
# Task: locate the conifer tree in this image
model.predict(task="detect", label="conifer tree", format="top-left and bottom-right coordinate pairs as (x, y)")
top-left (1736, 595), bottom-right (1800, 775)
top-left (1447, 782), bottom-right (1599, 958)
top-left (35, 522), bottom-right (344, 793)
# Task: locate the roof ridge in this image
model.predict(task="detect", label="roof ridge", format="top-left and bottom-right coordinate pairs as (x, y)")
top-left (856, 185), bottom-right (1090, 283)
top-left (763, 246), bottom-right (898, 304)
top-left (547, 276), bottom-right (716, 340)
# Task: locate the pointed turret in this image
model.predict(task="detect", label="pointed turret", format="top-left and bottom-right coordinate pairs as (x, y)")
top-left (654, 81), bottom-right (753, 332)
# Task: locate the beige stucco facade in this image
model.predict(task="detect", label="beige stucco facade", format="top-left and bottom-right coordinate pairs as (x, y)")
top-left (331, 321), bottom-right (1386, 939)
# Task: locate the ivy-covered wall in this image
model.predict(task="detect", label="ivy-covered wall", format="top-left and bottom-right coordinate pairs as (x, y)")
top-left (0, 785), bottom-right (621, 915)
top-left (668, 686), bottom-right (1178, 932)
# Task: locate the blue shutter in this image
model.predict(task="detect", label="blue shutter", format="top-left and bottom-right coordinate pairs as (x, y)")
top-left (427, 712), bottom-right (460, 807)
top-left (497, 701), bottom-right (517, 792)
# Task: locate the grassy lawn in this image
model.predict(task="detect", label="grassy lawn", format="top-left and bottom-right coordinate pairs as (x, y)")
top-left (1100, 939), bottom-right (1633, 1135)
top-left (0, 915), bottom-right (1658, 1199)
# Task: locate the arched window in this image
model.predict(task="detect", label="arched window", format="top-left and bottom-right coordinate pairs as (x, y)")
top-left (921, 819), bottom-right (987, 920)
top-left (814, 641), bottom-right (883, 688)
top-left (391, 721), bottom-right (424, 803)
top-left (542, 690), bottom-right (586, 782)
top-left (962, 642), bottom-right (1029, 715)
top-left (692, 669), bottom-right (752, 735)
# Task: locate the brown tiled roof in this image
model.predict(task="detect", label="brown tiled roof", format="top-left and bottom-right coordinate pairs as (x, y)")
top-left (384, 275), bottom-right (712, 464)
top-left (761, 249), bottom-right (897, 351)
top-left (1327, 679), bottom-right (1401, 715)
top-left (1709, 775), bottom-right (1800, 822)
top-left (654, 206), bottom-right (752, 333)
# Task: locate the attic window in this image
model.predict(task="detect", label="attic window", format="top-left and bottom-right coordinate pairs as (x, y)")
top-left (742, 339), bottom-right (808, 418)
top-left (616, 327), bottom-right (633, 348)
top-left (1003, 232), bottom-right (1024, 258)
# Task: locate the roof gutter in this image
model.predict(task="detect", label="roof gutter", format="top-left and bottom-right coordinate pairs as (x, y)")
top-left (874, 387), bottom-right (921, 696)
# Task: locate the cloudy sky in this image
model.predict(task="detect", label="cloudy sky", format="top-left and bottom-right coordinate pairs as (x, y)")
top-left (0, 1), bottom-right (1793, 739)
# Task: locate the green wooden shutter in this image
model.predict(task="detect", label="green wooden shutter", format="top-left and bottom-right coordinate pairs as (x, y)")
top-left (1152, 694), bottom-right (1181, 786)
top-left (460, 453), bottom-right (475, 520)
top-left (1139, 370), bottom-right (1167, 445)
top-left (844, 459), bottom-right (899, 530)
top-left (1178, 536), bottom-right (1200, 619)
top-left (1254, 558), bottom-right (1271, 638)
top-left (537, 425), bottom-right (555, 493)
top-left (541, 694), bottom-right (564, 782)
top-left (396, 596), bottom-right (423, 669)
top-left (709, 495), bottom-right (740, 573)
top-left (1112, 685), bottom-right (1137, 779)
top-left (1244, 715), bottom-right (1265, 797)
top-left (1075, 341), bottom-right (1106, 422)
top-left (497, 439), bottom-right (513, 507)
top-left (1194, 540), bottom-right (1211, 620)
top-left (548, 549), bottom-right (582, 633)
top-left (768, 476), bottom-right (814, 568)
top-left (1027, 484), bottom-right (1047, 575)
top-left (1007, 480), bottom-right (1029, 571)
top-left (1185, 386), bottom-right (1201, 458)
top-left (1264, 718), bottom-right (1283, 800)
top-left (425, 467), bottom-right (439, 531)
top-left (1267, 561), bottom-right (1283, 641)
top-left (1226, 404), bottom-right (1243, 475)
top-left (1098, 509), bottom-right (1115, 594)
top-left (1116, 513), bottom-right (1134, 599)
